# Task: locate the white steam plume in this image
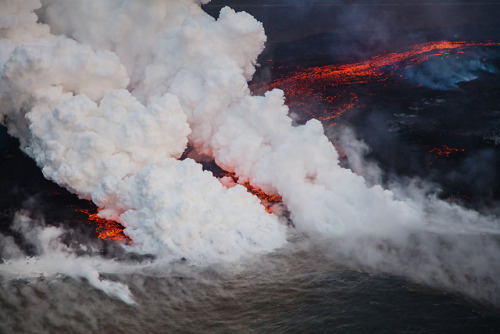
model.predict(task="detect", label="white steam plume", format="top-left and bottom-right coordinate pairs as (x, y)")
top-left (38, 0), bottom-right (424, 234)
top-left (0, 0), bottom-right (287, 266)
top-left (1, 0), bottom-right (500, 305)
top-left (1, 211), bottom-right (136, 304)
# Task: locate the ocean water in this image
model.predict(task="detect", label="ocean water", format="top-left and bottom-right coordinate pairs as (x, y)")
top-left (2, 249), bottom-right (500, 333)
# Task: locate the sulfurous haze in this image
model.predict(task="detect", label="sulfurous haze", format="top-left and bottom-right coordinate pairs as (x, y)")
top-left (1, 0), bottom-right (500, 306)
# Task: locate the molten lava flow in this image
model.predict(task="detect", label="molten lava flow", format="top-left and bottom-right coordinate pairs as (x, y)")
top-left (76, 206), bottom-right (131, 243)
top-left (222, 172), bottom-right (282, 213)
top-left (428, 145), bottom-right (465, 158)
top-left (252, 41), bottom-right (500, 126)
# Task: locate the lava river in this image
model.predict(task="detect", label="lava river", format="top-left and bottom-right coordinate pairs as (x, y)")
top-left (252, 41), bottom-right (500, 126)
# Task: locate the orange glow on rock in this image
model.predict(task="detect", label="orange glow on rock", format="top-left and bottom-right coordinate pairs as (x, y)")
top-left (223, 172), bottom-right (282, 213)
top-left (428, 145), bottom-right (465, 158)
top-left (77, 207), bottom-right (131, 243)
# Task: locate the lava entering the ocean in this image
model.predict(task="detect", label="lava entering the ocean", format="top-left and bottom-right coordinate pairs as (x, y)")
top-left (76, 206), bottom-right (131, 243)
top-left (75, 174), bottom-right (283, 243)
top-left (221, 172), bottom-right (283, 213)
top-left (252, 41), bottom-right (500, 126)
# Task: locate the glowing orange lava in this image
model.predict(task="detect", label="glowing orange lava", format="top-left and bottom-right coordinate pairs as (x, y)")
top-left (428, 145), bottom-right (465, 158)
top-left (223, 172), bottom-right (282, 213)
top-left (77, 207), bottom-right (131, 243)
top-left (252, 41), bottom-right (500, 126)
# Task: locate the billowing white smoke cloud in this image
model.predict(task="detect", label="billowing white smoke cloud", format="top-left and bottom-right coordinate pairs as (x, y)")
top-left (93, 159), bottom-right (285, 264)
top-left (1, 0), bottom-right (500, 305)
top-left (0, 0), bottom-right (287, 266)
top-left (38, 0), bottom-right (426, 235)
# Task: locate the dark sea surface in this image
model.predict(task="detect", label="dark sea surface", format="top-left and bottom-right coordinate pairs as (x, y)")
top-left (2, 2), bottom-right (500, 333)
top-left (2, 246), bottom-right (500, 334)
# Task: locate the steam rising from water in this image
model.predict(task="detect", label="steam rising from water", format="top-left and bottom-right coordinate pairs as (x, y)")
top-left (1, 0), bottom-right (500, 306)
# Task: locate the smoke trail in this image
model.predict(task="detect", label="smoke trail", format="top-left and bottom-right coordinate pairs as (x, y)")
top-left (1, 0), bottom-right (500, 305)
top-left (403, 51), bottom-right (497, 90)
